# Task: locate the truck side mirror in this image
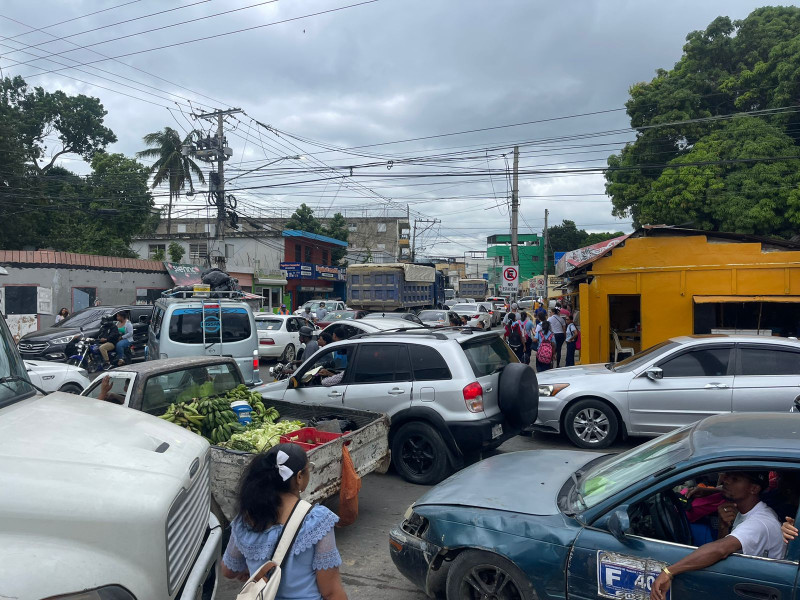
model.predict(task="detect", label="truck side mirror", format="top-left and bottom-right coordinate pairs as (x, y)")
top-left (608, 507), bottom-right (631, 541)
top-left (645, 367), bottom-right (663, 381)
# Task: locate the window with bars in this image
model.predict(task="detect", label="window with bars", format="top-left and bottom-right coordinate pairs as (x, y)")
top-left (148, 244), bottom-right (166, 259)
top-left (189, 243), bottom-right (208, 263)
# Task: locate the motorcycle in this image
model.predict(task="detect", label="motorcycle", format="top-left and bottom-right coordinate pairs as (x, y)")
top-left (269, 362), bottom-right (292, 381)
top-left (68, 336), bottom-right (134, 372)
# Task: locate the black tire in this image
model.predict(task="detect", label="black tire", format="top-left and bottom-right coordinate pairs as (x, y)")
top-left (59, 382), bottom-right (84, 395)
top-left (563, 398), bottom-right (619, 449)
top-left (497, 363), bottom-right (538, 428)
top-left (281, 344), bottom-right (296, 362)
top-left (391, 421), bottom-right (451, 485)
top-left (446, 549), bottom-right (536, 600)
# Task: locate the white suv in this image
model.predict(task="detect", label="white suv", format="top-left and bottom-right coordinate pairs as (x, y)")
top-left (257, 328), bottom-right (538, 484)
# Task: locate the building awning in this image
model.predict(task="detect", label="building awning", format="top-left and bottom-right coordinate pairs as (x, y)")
top-left (693, 295), bottom-right (800, 304)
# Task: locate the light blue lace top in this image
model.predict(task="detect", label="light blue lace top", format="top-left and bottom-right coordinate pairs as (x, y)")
top-left (223, 504), bottom-right (341, 600)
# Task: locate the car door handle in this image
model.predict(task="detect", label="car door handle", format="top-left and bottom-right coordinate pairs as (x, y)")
top-left (484, 386), bottom-right (493, 392)
top-left (327, 391), bottom-right (343, 398)
top-left (734, 583), bottom-right (780, 600)
top-left (388, 388), bottom-right (406, 395)
top-left (704, 383), bottom-right (729, 389)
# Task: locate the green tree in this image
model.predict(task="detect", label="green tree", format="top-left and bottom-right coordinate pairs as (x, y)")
top-left (285, 203), bottom-right (323, 234)
top-left (168, 241), bottom-right (186, 263)
top-left (546, 220), bottom-right (587, 253)
top-left (137, 127), bottom-right (205, 235)
top-left (606, 7), bottom-right (800, 236)
top-left (325, 212), bottom-right (349, 264)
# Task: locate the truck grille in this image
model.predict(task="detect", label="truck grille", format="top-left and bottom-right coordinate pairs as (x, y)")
top-left (166, 453), bottom-right (211, 594)
top-left (18, 342), bottom-right (48, 354)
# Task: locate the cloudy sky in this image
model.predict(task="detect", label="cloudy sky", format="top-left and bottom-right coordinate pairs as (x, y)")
top-left (1, 0), bottom-right (791, 256)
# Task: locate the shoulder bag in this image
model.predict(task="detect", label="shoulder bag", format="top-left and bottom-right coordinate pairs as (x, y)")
top-left (236, 499), bottom-right (313, 600)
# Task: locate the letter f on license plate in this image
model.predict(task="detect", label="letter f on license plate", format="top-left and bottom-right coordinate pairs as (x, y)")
top-left (597, 551), bottom-right (670, 600)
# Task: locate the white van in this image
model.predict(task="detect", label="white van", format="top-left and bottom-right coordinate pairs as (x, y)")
top-left (147, 291), bottom-right (261, 385)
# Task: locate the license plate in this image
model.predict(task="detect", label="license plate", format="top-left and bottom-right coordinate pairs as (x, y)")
top-left (491, 423), bottom-right (503, 439)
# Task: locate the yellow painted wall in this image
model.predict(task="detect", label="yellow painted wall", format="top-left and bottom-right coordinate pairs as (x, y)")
top-left (579, 235), bottom-right (800, 364)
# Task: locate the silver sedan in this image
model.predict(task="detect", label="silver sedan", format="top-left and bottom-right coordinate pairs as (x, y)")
top-left (535, 334), bottom-right (800, 449)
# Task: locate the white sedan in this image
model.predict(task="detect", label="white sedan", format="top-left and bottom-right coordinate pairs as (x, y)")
top-left (25, 360), bottom-right (90, 395)
top-left (255, 314), bottom-right (317, 362)
top-left (449, 303), bottom-right (492, 329)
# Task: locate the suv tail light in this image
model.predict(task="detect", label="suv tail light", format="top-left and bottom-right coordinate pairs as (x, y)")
top-left (463, 382), bottom-right (484, 413)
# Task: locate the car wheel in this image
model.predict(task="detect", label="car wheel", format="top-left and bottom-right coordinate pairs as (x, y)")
top-left (563, 398), bottom-right (619, 449)
top-left (391, 421), bottom-right (451, 485)
top-left (281, 344), bottom-right (296, 362)
top-left (446, 549), bottom-right (536, 600)
top-left (59, 382), bottom-right (84, 395)
top-left (497, 363), bottom-right (538, 428)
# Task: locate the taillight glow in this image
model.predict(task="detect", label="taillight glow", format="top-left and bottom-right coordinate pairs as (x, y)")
top-left (253, 353), bottom-right (259, 371)
top-left (462, 382), bottom-right (484, 413)
top-left (259, 338), bottom-right (275, 345)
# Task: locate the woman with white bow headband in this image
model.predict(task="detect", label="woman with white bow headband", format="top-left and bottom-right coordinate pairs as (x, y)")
top-left (221, 443), bottom-right (349, 600)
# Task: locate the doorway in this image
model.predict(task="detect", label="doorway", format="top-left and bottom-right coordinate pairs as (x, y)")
top-left (608, 294), bottom-right (641, 360)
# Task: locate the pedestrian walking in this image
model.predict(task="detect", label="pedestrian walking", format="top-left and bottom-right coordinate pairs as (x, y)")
top-left (565, 315), bottom-right (579, 367)
top-left (55, 308), bottom-right (69, 324)
top-left (534, 320), bottom-right (556, 372)
top-left (504, 313), bottom-right (526, 362)
top-left (521, 311), bottom-right (534, 364)
top-left (221, 443), bottom-right (348, 599)
top-left (547, 308), bottom-right (567, 368)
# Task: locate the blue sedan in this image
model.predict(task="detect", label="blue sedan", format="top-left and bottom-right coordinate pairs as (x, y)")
top-left (390, 413), bottom-right (800, 600)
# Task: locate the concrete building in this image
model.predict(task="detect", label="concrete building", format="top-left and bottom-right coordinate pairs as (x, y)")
top-left (486, 234), bottom-right (545, 285)
top-left (0, 250), bottom-right (171, 337)
top-left (280, 230), bottom-right (347, 310)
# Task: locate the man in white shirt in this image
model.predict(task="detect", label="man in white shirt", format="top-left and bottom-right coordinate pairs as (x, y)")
top-left (547, 308), bottom-right (566, 367)
top-left (316, 301), bottom-right (328, 322)
top-left (651, 471), bottom-right (783, 600)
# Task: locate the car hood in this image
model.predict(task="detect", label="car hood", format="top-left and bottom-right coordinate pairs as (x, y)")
top-left (254, 378), bottom-right (290, 399)
top-left (20, 325), bottom-right (84, 341)
top-left (537, 363), bottom-right (617, 381)
top-left (24, 360), bottom-right (82, 374)
top-left (414, 450), bottom-right (598, 515)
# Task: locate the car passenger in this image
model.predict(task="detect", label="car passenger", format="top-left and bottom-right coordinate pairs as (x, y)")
top-left (651, 471), bottom-right (783, 600)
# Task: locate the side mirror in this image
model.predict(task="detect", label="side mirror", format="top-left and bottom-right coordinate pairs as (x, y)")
top-left (645, 367), bottom-right (663, 381)
top-left (608, 507), bottom-right (631, 541)
top-left (289, 377), bottom-right (298, 389)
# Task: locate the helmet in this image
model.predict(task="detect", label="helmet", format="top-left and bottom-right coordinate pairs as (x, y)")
top-left (299, 326), bottom-right (314, 337)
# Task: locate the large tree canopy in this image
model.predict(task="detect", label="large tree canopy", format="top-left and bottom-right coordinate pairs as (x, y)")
top-left (546, 220), bottom-right (624, 253)
top-left (606, 6), bottom-right (800, 237)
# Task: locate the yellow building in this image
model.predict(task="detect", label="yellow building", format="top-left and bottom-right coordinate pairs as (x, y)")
top-left (557, 227), bottom-right (800, 365)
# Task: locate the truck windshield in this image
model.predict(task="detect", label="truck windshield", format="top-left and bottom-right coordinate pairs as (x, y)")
top-left (576, 424), bottom-right (693, 510)
top-left (0, 315), bottom-right (36, 405)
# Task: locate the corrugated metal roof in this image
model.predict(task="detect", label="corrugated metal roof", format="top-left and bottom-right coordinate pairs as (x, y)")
top-left (281, 229), bottom-right (348, 247)
top-left (0, 250), bottom-right (166, 272)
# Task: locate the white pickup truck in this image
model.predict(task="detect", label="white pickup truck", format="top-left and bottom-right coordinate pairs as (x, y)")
top-left (0, 270), bottom-right (221, 599)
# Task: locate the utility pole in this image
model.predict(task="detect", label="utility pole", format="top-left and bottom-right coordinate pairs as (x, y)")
top-left (191, 108), bottom-right (242, 268)
top-left (510, 145), bottom-right (519, 266)
top-left (410, 218), bottom-right (440, 262)
top-left (543, 208), bottom-right (549, 303)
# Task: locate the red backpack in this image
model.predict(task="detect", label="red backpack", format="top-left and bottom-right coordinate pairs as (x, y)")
top-left (536, 333), bottom-right (554, 364)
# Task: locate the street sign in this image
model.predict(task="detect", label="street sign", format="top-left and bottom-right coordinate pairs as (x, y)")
top-left (500, 265), bottom-right (519, 294)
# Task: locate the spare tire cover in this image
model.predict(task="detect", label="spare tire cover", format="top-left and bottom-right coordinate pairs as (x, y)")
top-left (497, 363), bottom-right (538, 427)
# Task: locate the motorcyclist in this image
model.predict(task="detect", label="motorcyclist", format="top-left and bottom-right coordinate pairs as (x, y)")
top-left (284, 326), bottom-right (318, 375)
top-left (97, 315), bottom-right (121, 370)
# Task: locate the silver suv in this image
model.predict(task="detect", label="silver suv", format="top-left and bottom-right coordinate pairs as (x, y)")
top-left (257, 328), bottom-right (538, 484)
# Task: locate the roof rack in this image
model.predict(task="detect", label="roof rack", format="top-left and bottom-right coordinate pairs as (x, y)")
top-left (349, 325), bottom-right (492, 341)
top-left (161, 288), bottom-right (245, 299)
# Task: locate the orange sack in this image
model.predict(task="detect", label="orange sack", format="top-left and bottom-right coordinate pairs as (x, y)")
top-left (337, 445), bottom-right (362, 527)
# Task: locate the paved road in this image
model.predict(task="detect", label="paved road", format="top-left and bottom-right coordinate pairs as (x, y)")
top-left (216, 362), bottom-right (641, 598)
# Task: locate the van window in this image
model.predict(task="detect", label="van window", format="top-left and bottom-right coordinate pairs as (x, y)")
top-left (168, 307), bottom-right (252, 344)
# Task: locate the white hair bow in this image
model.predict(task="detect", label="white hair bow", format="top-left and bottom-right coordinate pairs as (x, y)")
top-left (276, 450), bottom-right (294, 482)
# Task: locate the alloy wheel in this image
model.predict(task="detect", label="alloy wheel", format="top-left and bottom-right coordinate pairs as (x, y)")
top-left (284, 344), bottom-right (295, 361)
top-left (458, 564), bottom-right (523, 600)
top-left (401, 435), bottom-right (435, 475)
top-left (572, 407), bottom-right (610, 444)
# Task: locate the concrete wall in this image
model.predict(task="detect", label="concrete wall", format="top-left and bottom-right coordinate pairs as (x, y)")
top-left (1, 266), bottom-right (172, 336)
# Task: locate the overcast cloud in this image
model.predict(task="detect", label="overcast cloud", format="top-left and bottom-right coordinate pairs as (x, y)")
top-left (1, 0), bottom-right (792, 255)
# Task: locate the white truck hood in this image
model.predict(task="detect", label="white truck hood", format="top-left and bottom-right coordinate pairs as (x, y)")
top-left (0, 393), bottom-right (210, 598)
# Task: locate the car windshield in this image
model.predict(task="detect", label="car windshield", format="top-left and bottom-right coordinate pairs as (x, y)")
top-left (452, 304), bottom-right (478, 311)
top-left (576, 425), bottom-right (693, 510)
top-left (612, 341), bottom-right (680, 372)
top-left (56, 307), bottom-right (107, 328)
top-left (418, 311), bottom-right (447, 321)
top-left (256, 319), bottom-right (282, 331)
top-left (0, 315), bottom-right (36, 406)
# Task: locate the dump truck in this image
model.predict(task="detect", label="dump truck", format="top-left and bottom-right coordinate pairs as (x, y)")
top-left (458, 278), bottom-right (488, 301)
top-left (346, 263), bottom-right (445, 311)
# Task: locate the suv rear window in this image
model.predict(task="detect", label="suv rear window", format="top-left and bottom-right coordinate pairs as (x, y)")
top-left (462, 335), bottom-right (518, 377)
top-left (408, 344), bottom-right (451, 380)
top-left (168, 307), bottom-right (252, 344)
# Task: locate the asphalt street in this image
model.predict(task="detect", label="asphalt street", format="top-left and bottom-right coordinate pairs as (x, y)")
top-left (215, 360), bottom-right (642, 599)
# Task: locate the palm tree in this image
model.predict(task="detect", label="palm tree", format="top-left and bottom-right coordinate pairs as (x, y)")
top-left (137, 127), bottom-right (205, 235)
